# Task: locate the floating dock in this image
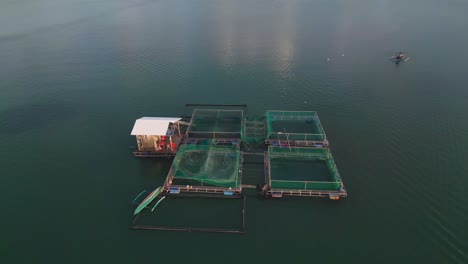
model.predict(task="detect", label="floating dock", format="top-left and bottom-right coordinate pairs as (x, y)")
top-left (129, 104), bottom-right (347, 232)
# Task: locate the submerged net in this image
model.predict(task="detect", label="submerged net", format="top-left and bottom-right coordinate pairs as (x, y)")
top-left (266, 111), bottom-right (326, 141)
top-left (268, 147), bottom-right (342, 191)
top-left (172, 144), bottom-right (240, 188)
top-left (187, 109), bottom-right (244, 139)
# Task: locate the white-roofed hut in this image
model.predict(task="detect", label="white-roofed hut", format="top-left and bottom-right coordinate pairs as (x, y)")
top-left (130, 117), bottom-right (184, 157)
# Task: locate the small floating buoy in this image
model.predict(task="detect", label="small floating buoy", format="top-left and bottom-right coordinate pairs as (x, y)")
top-left (329, 193), bottom-right (340, 200)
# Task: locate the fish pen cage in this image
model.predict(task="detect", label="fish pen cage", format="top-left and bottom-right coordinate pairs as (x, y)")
top-left (265, 146), bottom-right (346, 199)
top-left (163, 144), bottom-right (243, 195)
top-left (265, 111), bottom-right (328, 147)
top-left (186, 109), bottom-right (244, 142)
top-left (129, 105), bottom-right (349, 233)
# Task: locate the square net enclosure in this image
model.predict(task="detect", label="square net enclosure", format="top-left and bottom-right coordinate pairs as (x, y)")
top-left (268, 146), bottom-right (342, 191)
top-left (187, 109), bottom-right (244, 139)
top-left (266, 111), bottom-right (326, 142)
top-left (170, 144), bottom-right (241, 188)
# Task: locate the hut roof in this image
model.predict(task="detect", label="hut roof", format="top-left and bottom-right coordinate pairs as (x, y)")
top-left (130, 117), bottom-right (181, 136)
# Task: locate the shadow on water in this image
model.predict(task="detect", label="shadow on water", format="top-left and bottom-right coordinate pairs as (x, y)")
top-left (0, 102), bottom-right (76, 135)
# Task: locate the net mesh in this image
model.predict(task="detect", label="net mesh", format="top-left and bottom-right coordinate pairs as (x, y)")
top-left (172, 144), bottom-right (240, 188)
top-left (187, 109), bottom-right (244, 139)
top-left (266, 111), bottom-right (325, 141)
top-left (268, 146), bottom-right (342, 191)
top-left (242, 116), bottom-right (266, 143)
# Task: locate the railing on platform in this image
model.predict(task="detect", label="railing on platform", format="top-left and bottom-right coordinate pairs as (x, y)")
top-left (265, 189), bottom-right (347, 198)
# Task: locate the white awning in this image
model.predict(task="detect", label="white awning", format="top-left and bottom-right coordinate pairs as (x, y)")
top-left (130, 117), bottom-right (181, 136)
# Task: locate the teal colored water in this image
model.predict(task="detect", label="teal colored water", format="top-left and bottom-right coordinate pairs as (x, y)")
top-left (1, 0), bottom-right (468, 263)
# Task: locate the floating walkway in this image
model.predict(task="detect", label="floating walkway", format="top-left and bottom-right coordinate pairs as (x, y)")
top-left (129, 104), bottom-right (347, 233)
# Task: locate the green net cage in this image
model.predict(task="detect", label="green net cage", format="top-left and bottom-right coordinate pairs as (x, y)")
top-left (171, 144), bottom-right (241, 188)
top-left (268, 146), bottom-right (342, 191)
top-left (187, 109), bottom-right (244, 139)
top-left (242, 116), bottom-right (266, 144)
top-left (266, 111), bottom-right (326, 141)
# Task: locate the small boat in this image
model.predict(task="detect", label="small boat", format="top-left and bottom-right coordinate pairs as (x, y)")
top-left (133, 186), bottom-right (163, 215)
top-left (390, 52), bottom-right (409, 64)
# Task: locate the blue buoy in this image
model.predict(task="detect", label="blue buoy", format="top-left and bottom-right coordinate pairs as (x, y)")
top-left (169, 187), bottom-right (180, 194)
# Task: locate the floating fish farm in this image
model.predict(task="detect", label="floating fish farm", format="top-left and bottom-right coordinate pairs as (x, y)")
top-left (130, 104), bottom-right (347, 233)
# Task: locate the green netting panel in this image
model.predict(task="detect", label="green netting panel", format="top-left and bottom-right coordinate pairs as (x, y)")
top-left (242, 116), bottom-right (266, 143)
top-left (306, 182), bottom-right (341, 190)
top-left (268, 146), bottom-right (342, 191)
top-left (172, 144), bottom-right (240, 188)
top-left (187, 109), bottom-right (244, 139)
top-left (270, 181), bottom-right (340, 190)
top-left (268, 146), bottom-right (329, 160)
top-left (270, 181), bottom-right (306, 189)
top-left (266, 111), bottom-right (326, 141)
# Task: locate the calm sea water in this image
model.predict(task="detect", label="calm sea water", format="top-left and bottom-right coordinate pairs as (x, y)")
top-left (1, 0), bottom-right (468, 263)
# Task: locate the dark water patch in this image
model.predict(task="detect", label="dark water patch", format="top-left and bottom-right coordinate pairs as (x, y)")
top-left (0, 102), bottom-right (76, 135)
top-left (0, 0), bottom-right (162, 43)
